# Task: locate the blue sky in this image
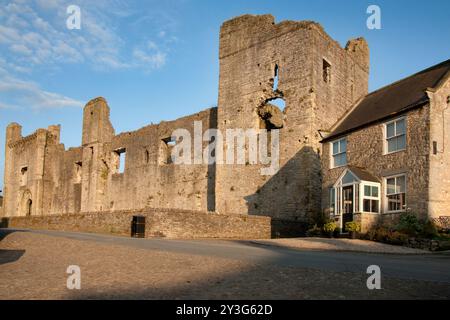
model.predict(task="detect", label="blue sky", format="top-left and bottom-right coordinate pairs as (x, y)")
top-left (1, 0), bottom-right (449, 191)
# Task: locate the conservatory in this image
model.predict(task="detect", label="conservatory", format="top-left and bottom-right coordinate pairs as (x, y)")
top-left (330, 167), bottom-right (381, 232)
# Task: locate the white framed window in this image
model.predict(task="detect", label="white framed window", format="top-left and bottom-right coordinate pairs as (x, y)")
top-left (329, 187), bottom-right (336, 215)
top-left (385, 174), bottom-right (406, 212)
top-left (362, 184), bottom-right (380, 213)
top-left (385, 118), bottom-right (406, 154)
top-left (331, 137), bottom-right (347, 168)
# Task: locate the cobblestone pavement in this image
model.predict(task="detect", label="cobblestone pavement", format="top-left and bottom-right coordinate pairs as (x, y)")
top-left (1, 229), bottom-right (449, 299)
top-left (252, 237), bottom-right (429, 254)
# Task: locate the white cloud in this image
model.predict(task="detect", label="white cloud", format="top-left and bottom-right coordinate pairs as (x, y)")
top-left (0, 75), bottom-right (83, 110)
top-left (0, 0), bottom-right (178, 111)
top-left (0, 101), bottom-right (19, 109)
top-left (0, 0), bottom-right (174, 72)
top-left (133, 49), bottom-right (166, 70)
top-left (10, 43), bottom-right (32, 55)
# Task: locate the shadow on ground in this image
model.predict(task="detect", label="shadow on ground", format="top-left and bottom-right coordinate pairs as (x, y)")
top-left (0, 229), bottom-right (27, 242)
top-left (0, 249), bottom-right (25, 266)
top-left (0, 229), bottom-right (27, 265)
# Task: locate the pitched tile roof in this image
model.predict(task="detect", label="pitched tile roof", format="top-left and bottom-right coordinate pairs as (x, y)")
top-left (347, 165), bottom-right (380, 183)
top-left (322, 59), bottom-right (450, 142)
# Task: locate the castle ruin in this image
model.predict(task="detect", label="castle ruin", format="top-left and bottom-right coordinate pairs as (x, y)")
top-left (1, 15), bottom-right (369, 236)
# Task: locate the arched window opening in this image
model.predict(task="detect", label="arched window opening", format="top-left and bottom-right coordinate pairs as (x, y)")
top-left (269, 97), bottom-right (286, 112)
top-left (27, 199), bottom-right (32, 216)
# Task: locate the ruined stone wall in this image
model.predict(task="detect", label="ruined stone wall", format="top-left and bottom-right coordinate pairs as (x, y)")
top-left (97, 107), bottom-right (217, 212)
top-left (322, 106), bottom-right (431, 221)
top-left (1, 97), bottom-right (217, 217)
top-left (2, 123), bottom-right (61, 217)
top-left (4, 208), bottom-right (271, 239)
top-left (428, 76), bottom-right (450, 219)
top-left (48, 146), bottom-right (84, 214)
top-left (215, 14), bottom-right (368, 225)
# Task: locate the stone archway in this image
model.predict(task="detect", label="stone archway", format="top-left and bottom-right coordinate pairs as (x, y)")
top-left (20, 190), bottom-right (32, 216)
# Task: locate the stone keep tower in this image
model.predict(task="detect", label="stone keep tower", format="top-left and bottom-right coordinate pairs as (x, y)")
top-left (215, 15), bottom-right (369, 229)
top-left (80, 97), bottom-right (115, 212)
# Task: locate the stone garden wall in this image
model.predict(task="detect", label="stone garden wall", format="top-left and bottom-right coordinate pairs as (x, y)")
top-left (1, 208), bottom-right (271, 240)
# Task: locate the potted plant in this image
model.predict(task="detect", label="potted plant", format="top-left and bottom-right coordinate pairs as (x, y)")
top-left (345, 221), bottom-right (361, 239)
top-left (323, 221), bottom-right (337, 238)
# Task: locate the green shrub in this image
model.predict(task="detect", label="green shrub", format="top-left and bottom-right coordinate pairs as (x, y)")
top-left (323, 221), bottom-right (337, 233)
top-left (421, 220), bottom-right (438, 239)
top-left (364, 228), bottom-right (378, 241)
top-left (374, 228), bottom-right (389, 242)
top-left (384, 231), bottom-right (409, 245)
top-left (363, 226), bottom-right (409, 246)
top-left (395, 213), bottom-right (423, 236)
top-left (345, 221), bottom-right (361, 232)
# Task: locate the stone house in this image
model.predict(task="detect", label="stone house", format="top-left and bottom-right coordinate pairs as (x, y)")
top-left (321, 59), bottom-right (450, 233)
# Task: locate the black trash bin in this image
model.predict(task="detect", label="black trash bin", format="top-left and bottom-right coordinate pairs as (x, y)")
top-left (131, 215), bottom-right (145, 238)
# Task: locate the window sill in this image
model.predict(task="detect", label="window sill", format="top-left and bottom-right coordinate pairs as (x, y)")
top-left (111, 173), bottom-right (124, 179)
top-left (383, 148), bottom-right (406, 156)
top-left (331, 164), bottom-right (347, 170)
top-left (383, 210), bottom-right (405, 215)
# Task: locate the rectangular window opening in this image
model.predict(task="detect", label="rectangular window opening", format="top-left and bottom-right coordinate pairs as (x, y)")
top-left (323, 59), bottom-right (331, 83)
top-left (20, 166), bottom-right (28, 186)
top-left (145, 149), bottom-right (150, 164)
top-left (74, 161), bottom-right (82, 183)
top-left (114, 148), bottom-right (126, 174)
top-left (160, 137), bottom-right (176, 165)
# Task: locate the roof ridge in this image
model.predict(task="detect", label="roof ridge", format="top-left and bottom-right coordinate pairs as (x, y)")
top-left (365, 58), bottom-right (450, 98)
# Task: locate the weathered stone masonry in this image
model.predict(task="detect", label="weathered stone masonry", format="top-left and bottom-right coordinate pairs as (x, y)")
top-left (3, 100), bottom-right (217, 215)
top-left (1, 14), bottom-right (370, 237)
top-left (216, 15), bottom-right (368, 227)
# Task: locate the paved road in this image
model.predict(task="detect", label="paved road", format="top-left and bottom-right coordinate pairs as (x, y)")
top-left (11, 228), bottom-right (450, 284)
